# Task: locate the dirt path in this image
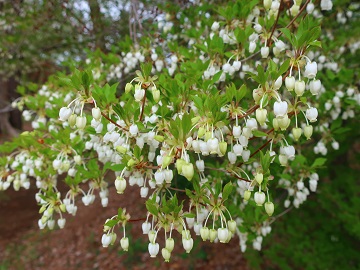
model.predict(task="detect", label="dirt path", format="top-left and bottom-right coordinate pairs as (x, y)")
top-left (0, 185), bottom-right (249, 270)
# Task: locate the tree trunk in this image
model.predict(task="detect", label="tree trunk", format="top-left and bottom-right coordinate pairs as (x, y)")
top-left (88, 0), bottom-right (107, 51)
top-left (0, 78), bottom-right (21, 138)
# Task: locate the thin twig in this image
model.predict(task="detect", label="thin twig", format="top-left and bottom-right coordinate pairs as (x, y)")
top-left (101, 112), bottom-right (129, 132)
top-left (268, 0), bottom-right (284, 46)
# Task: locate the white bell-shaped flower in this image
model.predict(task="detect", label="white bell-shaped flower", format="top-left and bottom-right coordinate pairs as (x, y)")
top-left (233, 125), bottom-right (242, 138)
top-left (182, 237), bottom-right (194, 253)
top-left (304, 61), bottom-right (318, 79)
top-left (217, 228), bottom-right (229, 243)
top-left (134, 85), bottom-right (145, 102)
top-left (274, 101), bottom-right (288, 118)
top-left (101, 234), bottom-right (112, 247)
top-left (320, 0), bottom-right (333, 11)
top-left (115, 176), bottom-right (127, 194)
top-left (254, 191), bottom-right (266, 206)
top-left (129, 124), bottom-right (139, 136)
top-left (309, 79), bottom-right (322, 95)
top-left (306, 107), bottom-right (318, 122)
top-left (142, 221), bottom-right (151, 234)
top-left (59, 107), bottom-right (72, 121)
top-left (274, 75), bottom-right (283, 89)
top-left (261, 46), bottom-right (269, 58)
top-left (148, 242), bottom-right (160, 257)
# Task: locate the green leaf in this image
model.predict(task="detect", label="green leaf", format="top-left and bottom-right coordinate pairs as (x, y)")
top-left (252, 130), bottom-right (268, 137)
top-left (222, 182), bottom-right (234, 201)
top-left (146, 200), bottom-right (159, 216)
top-left (183, 212), bottom-right (196, 218)
top-left (311, 158), bottom-right (327, 168)
top-left (260, 150), bottom-right (271, 173)
top-left (105, 219), bottom-right (118, 227)
top-left (236, 84), bottom-right (248, 103)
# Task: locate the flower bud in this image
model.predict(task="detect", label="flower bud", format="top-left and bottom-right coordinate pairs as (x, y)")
top-left (244, 190), bottom-right (251, 201)
top-left (74, 155), bottom-right (82, 165)
top-left (253, 88), bottom-right (264, 104)
top-left (273, 118), bottom-right (279, 130)
top-left (256, 108), bottom-right (267, 126)
top-left (176, 158), bottom-right (186, 174)
top-left (148, 230), bottom-right (156, 243)
top-left (92, 107), bottom-right (101, 121)
top-left (264, 0), bottom-right (272, 9)
top-left (162, 248), bottom-right (171, 262)
top-left (265, 202), bottom-right (275, 216)
top-left (285, 76), bottom-right (295, 91)
top-left (279, 154), bottom-right (288, 166)
top-left (116, 145), bottom-right (127, 154)
top-left (292, 127), bottom-right (302, 141)
top-left (165, 237), bottom-right (175, 252)
top-left (76, 116), bottom-right (86, 129)
top-left (200, 227), bottom-right (209, 241)
top-left (162, 156), bottom-right (172, 168)
top-left (228, 220), bottom-right (237, 233)
top-left (154, 135), bottom-right (164, 142)
top-left (152, 89), bottom-right (160, 103)
top-left (290, 4), bottom-right (300, 16)
top-left (255, 173), bottom-right (264, 185)
top-left (125, 83), bottom-right (133, 93)
top-left (278, 115), bottom-right (290, 130)
top-left (304, 125), bottom-right (313, 140)
top-left (120, 237), bottom-right (129, 251)
top-left (115, 176), bottom-right (126, 194)
top-left (295, 80), bottom-right (306, 96)
top-left (127, 158), bottom-right (137, 167)
top-left (197, 127), bottom-right (206, 138)
top-left (219, 141), bottom-right (227, 156)
top-left (209, 228), bottom-right (217, 242)
top-left (182, 163), bottom-right (194, 181)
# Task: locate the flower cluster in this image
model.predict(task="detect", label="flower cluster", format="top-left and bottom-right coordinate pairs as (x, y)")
top-left (2, 0), bottom-right (359, 262)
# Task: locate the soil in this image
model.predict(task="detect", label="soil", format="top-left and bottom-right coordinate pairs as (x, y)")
top-left (0, 185), bottom-right (250, 270)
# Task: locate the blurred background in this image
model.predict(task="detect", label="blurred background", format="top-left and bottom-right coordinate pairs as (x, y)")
top-left (0, 0), bottom-right (359, 269)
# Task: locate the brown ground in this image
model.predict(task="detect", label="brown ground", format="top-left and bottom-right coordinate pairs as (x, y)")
top-left (0, 185), bottom-right (249, 270)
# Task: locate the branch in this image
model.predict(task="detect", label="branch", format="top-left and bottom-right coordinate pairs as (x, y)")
top-left (101, 112), bottom-right (129, 132)
top-left (268, 0), bottom-right (284, 46)
top-left (138, 93), bottom-right (147, 122)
